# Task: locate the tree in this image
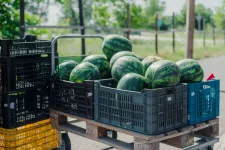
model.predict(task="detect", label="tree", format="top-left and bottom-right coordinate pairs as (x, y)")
top-left (144, 0), bottom-right (165, 29)
top-left (93, 0), bottom-right (146, 29)
top-left (176, 4), bottom-right (214, 29)
top-left (60, 0), bottom-right (92, 27)
top-left (113, 2), bottom-right (146, 28)
top-left (0, 0), bottom-right (42, 38)
top-left (214, 0), bottom-right (225, 29)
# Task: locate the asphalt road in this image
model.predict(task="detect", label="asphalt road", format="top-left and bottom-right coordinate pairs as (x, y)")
top-left (67, 55), bottom-right (225, 150)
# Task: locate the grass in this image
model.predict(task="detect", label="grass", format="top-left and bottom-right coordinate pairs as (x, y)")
top-left (57, 36), bottom-right (225, 62)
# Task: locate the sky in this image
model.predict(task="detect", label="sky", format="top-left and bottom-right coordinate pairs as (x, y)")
top-left (46, 0), bottom-right (223, 25)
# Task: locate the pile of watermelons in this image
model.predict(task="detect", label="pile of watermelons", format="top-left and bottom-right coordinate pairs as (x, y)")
top-left (55, 35), bottom-right (204, 92)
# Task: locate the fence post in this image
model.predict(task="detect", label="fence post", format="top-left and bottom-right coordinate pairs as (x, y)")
top-left (224, 26), bottom-right (225, 45)
top-left (212, 24), bottom-right (216, 45)
top-left (78, 0), bottom-right (86, 55)
top-left (20, 0), bottom-right (25, 38)
top-left (126, 3), bottom-right (131, 39)
top-left (203, 17), bottom-right (206, 48)
top-left (172, 12), bottom-right (175, 53)
top-left (155, 14), bottom-right (158, 55)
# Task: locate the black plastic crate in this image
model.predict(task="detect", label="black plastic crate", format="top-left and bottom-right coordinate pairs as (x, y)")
top-left (0, 56), bottom-right (51, 92)
top-left (0, 35), bottom-right (51, 57)
top-left (94, 79), bottom-right (187, 135)
top-left (51, 78), bottom-right (93, 119)
top-left (0, 85), bottom-right (50, 128)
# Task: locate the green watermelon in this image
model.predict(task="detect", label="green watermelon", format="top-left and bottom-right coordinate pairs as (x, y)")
top-left (137, 55), bottom-right (144, 61)
top-left (111, 56), bottom-right (144, 81)
top-left (110, 51), bottom-right (138, 68)
top-left (102, 35), bottom-right (132, 59)
top-left (176, 59), bottom-right (204, 83)
top-left (82, 54), bottom-right (110, 78)
top-left (145, 60), bottom-right (180, 88)
top-left (117, 73), bottom-right (145, 92)
top-left (142, 56), bottom-right (163, 73)
top-left (55, 60), bottom-right (78, 80)
top-left (69, 62), bottom-right (100, 83)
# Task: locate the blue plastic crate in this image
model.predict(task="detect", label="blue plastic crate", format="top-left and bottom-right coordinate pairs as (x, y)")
top-left (187, 79), bottom-right (220, 125)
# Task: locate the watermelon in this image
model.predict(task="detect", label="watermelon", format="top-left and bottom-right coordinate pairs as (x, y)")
top-left (69, 62), bottom-right (100, 83)
top-left (55, 60), bottom-right (78, 80)
top-left (142, 56), bottom-right (163, 73)
top-left (102, 35), bottom-right (132, 59)
top-left (117, 73), bottom-right (145, 92)
top-left (110, 51), bottom-right (138, 68)
top-left (137, 55), bottom-right (144, 61)
top-left (145, 60), bottom-right (180, 88)
top-left (82, 54), bottom-right (110, 78)
top-left (111, 56), bottom-right (144, 81)
top-left (176, 59), bottom-right (204, 83)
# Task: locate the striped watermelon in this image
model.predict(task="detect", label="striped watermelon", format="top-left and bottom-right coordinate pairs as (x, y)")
top-left (69, 62), bottom-right (100, 83)
top-left (82, 54), bottom-right (110, 78)
top-left (111, 56), bottom-right (144, 81)
top-left (137, 55), bottom-right (144, 61)
top-left (110, 51), bottom-right (138, 68)
top-left (102, 35), bottom-right (132, 59)
top-left (117, 73), bottom-right (145, 92)
top-left (145, 60), bottom-right (180, 88)
top-left (55, 60), bottom-right (78, 80)
top-left (176, 59), bottom-right (204, 83)
top-left (142, 56), bottom-right (163, 73)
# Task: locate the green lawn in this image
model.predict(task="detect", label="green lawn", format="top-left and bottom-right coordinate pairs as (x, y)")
top-left (56, 37), bottom-right (225, 62)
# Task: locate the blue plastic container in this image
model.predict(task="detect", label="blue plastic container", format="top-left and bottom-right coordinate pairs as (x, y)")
top-left (187, 79), bottom-right (220, 125)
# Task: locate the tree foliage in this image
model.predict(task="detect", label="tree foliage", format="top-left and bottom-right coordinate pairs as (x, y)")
top-left (0, 0), bottom-right (42, 38)
top-left (214, 0), bottom-right (225, 29)
top-left (176, 4), bottom-right (214, 29)
top-left (60, 0), bottom-right (92, 27)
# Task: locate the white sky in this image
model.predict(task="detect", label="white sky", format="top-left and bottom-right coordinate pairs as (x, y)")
top-left (45, 0), bottom-right (223, 25)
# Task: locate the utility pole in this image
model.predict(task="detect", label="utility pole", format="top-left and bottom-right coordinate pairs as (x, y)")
top-left (126, 3), bottom-right (131, 39)
top-left (155, 14), bottom-right (158, 55)
top-left (78, 0), bottom-right (86, 55)
top-left (20, 0), bottom-right (25, 38)
top-left (185, 0), bottom-right (195, 59)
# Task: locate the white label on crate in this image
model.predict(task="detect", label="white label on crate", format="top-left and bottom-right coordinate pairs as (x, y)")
top-left (191, 92), bottom-right (195, 96)
top-left (10, 102), bottom-right (15, 109)
top-left (87, 92), bottom-right (92, 97)
top-left (203, 85), bottom-right (211, 89)
top-left (4, 104), bottom-right (8, 107)
top-left (167, 97), bottom-right (172, 101)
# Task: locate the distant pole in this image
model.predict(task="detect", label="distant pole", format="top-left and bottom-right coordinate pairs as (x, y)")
top-left (172, 12), bottom-right (175, 52)
top-left (185, 0), bottom-right (195, 59)
top-left (212, 24), bottom-right (216, 45)
top-left (78, 0), bottom-right (86, 55)
top-left (203, 17), bottom-right (206, 48)
top-left (155, 14), bottom-right (158, 55)
top-left (126, 3), bottom-right (131, 39)
top-left (20, 0), bottom-right (25, 38)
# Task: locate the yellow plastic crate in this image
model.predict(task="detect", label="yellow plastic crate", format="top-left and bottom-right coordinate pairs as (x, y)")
top-left (0, 119), bottom-right (50, 134)
top-left (0, 140), bottom-right (59, 150)
top-left (0, 123), bottom-right (53, 141)
top-left (0, 129), bottom-right (57, 148)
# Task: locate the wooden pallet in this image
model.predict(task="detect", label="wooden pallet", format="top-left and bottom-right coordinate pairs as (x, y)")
top-left (50, 109), bottom-right (219, 150)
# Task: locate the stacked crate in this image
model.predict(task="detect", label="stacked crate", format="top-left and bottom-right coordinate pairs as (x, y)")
top-left (0, 35), bottom-right (59, 149)
top-left (0, 119), bottom-right (58, 150)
